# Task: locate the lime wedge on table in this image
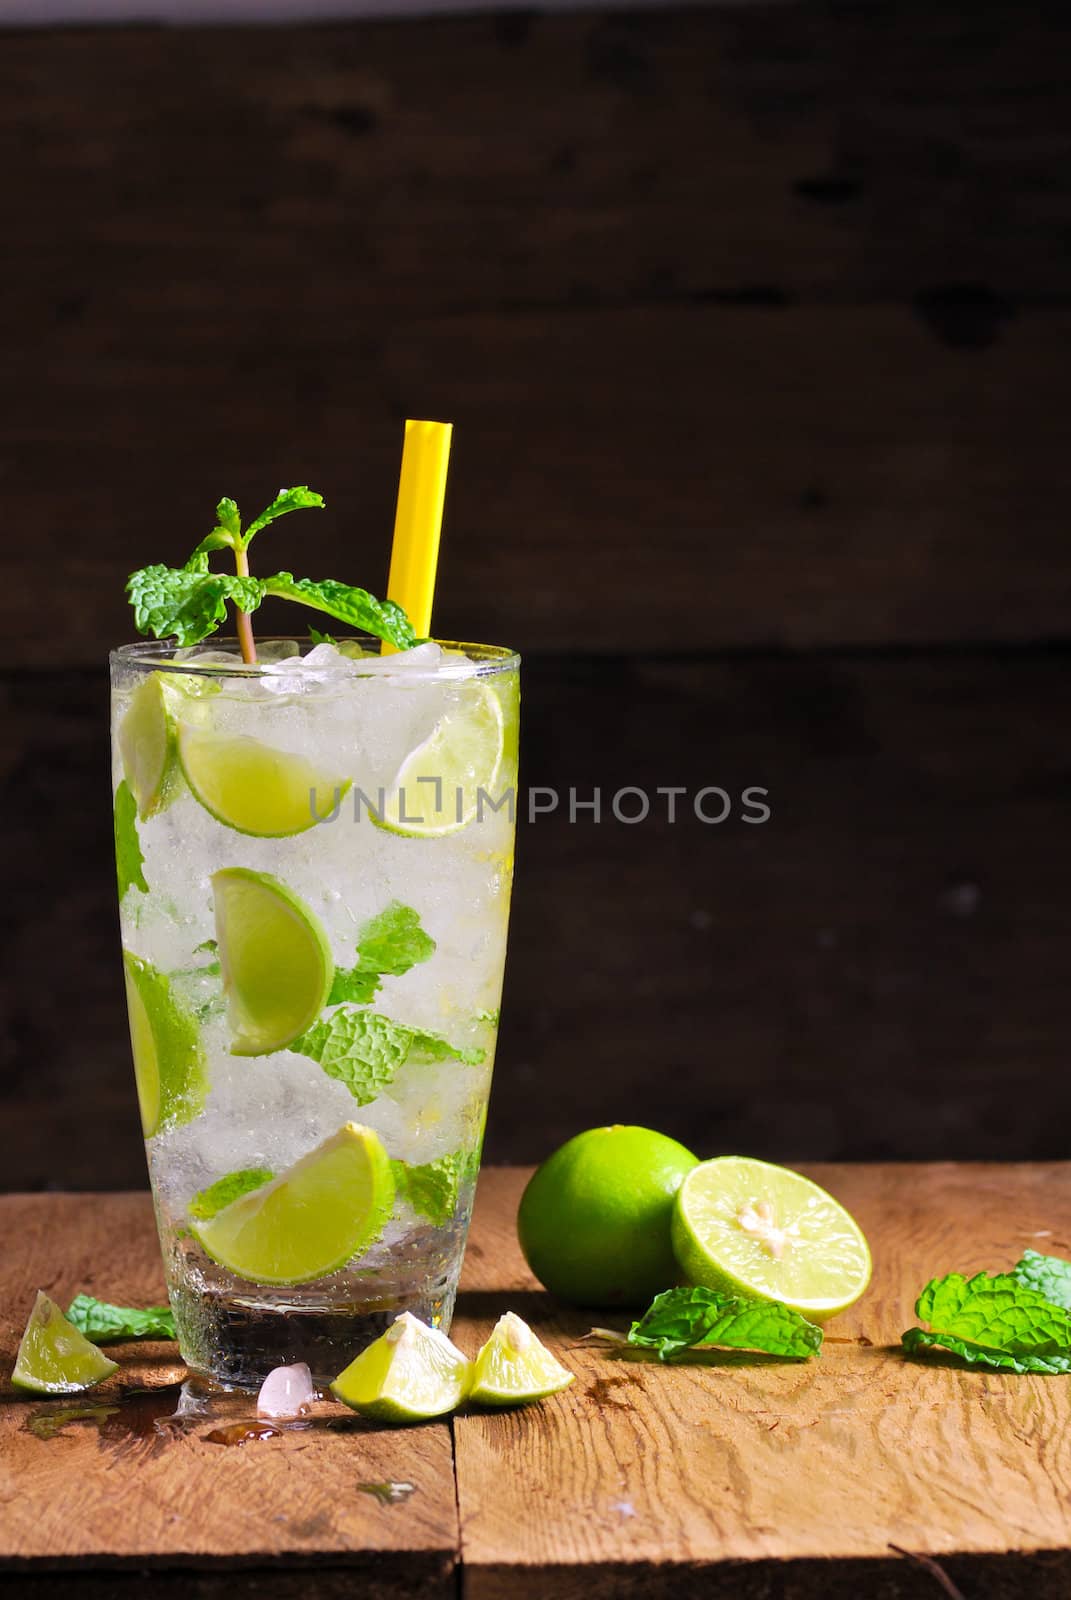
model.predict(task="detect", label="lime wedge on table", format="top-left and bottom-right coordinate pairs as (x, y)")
top-left (331, 1312), bottom-right (472, 1422)
top-left (118, 676), bottom-right (174, 820)
top-left (123, 951), bottom-right (207, 1137)
top-left (192, 1122), bottom-right (394, 1286)
top-left (672, 1157), bottom-right (871, 1322)
top-left (12, 1292), bottom-right (119, 1395)
top-left (178, 723), bottom-right (349, 836)
top-left (468, 1312), bottom-right (574, 1406)
top-left (378, 682), bottom-right (505, 838)
top-left (213, 868), bottom-right (333, 1055)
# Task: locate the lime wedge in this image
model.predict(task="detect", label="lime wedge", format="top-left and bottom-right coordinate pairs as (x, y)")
top-left (377, 682), bottom-right (505, 838)
top-left (331, 1311), bottom-right (472, 1422)
top-left (672, 1156), bottom-right (872, 1321)
top-left (123, 951), bottom-right (207, 1137)
top-left (178, 723), bottom-right (349, 837)
top-left (468, 1312), bottom-right (574, 1406)
top-left (12, 1292), bottom-right (120, 1394)
top-left (118, 677), bottom-right (175, 820)
top-left (192, 1122), bottom-right (394, 1285)
top-left (213, 868), bottom-right (333, 1055)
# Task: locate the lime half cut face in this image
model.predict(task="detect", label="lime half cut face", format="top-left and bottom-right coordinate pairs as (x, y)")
top-left (469, 1312), bottom-right (574, 1406)
top-left (12, 1292), bottom-right (120, 1395)
top-left (178, 723), bottom-right (349, 837)
top-left (191, 1122), bottom-right (395, 1286)
top-left (672, 1156), bottom-right (872, 1322)
top-left (331, 1312), bottom-right (472, 1422)
top-left (378, 681), bottom-right (505, 838)
top-left (213, 868), bottom-right (333, 1056)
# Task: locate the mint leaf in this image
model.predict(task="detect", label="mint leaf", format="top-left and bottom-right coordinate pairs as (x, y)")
top-left (114, 779), bottom-right (148, 897)
top-left (902, 1271), bottom-right (1071, 1373)
top-left (189, 1167), bottom-right (274, 1220)
top-left (263, 574), bottom-right (417, 650)
top-left (66, 1295), bottom-right (176, 1343)
top-left (296, 1008), bottom-right (483, 1104)
top-left (214, 496), bottom-right (242, 543)
top-left (628, 1286), bottom-right (822, 1363)
top-left (1014, 1249), bottom-right (1071, 1311)
top-left (126, 562), bottom-right (265, 646)
top-left (902, 1327), bottom-right (1071, 1375)
top-left (329, 903), bottom-right (436, 1005)
top-left (242, 486), bottom-right (324, 548)
top-left (391, 1152), bottom-right (476, 1226)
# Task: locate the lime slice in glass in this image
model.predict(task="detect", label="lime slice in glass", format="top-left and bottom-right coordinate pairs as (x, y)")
top-left (123, 951), bottom-right (207, 1137)
top-left (12, 1292), bottom-right (120, 1395)
top-left (672, 1156), bottom-right (872, 1321)
top-left (212, 867), bottom-right (333, 1055)
top-left (178, 723), bottom-right (349, 837)
top-left (468, 1312), bottom-right (574, 1406)
top-left (192, 1122), bottom-right (394, 1286)
top-left (118, 676), bottom-right (175, 820)
top-left (378, 682), bottom-right (505, 838)
top-left (331, 1311), bottom-right (472, 1422)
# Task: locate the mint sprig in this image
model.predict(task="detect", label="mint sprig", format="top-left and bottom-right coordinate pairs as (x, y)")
top-left (66, 1295), bottom-right (176, 1343)
top-left (391, 1151), bottom-right (477, 1227)
top-left (126, 487), bottom-right (418, 662)
top-left (621, 1286), bottom-right (822, 1363)
top-left (902, 1271), bottom-right (1071, 1374)
top-left (330, 903), bottom-right (436, 1005)
top-left (295, 1008), bottom-right (484, 1105)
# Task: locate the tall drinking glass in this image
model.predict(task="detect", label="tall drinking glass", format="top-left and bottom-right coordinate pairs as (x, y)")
top-left (110, 637), bottom-right (519, 1385)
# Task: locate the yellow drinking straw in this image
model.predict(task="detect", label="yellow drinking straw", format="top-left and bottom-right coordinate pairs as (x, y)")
top-left (384, 419), bottom-right (453, 649)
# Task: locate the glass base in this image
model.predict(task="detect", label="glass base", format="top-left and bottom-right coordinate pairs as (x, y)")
top-left (171, 1275), bottom-right (459, 1388)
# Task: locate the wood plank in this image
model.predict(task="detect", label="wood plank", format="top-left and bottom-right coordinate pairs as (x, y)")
top-left (0, 1193), bottom-right (458, 1594)
top-left (1, 9), bottom-right (1070, 657)
top-left (4, 305), bottom-right (1071, 660)
top-left (452, 1165), bottom-right (1071, 1598)
top-left (3, 650), bottom-right (1070, 1188)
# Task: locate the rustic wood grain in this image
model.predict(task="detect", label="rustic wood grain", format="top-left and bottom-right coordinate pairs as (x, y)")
top-left (452, 1165), bottom-right (1071, 1598)
top-left (0, 1194), bottom-right (458, 1594)
top-left (1, 8), bottom-right (1071, 660)
top-left (4, 650), bottom-right (1070, 1189)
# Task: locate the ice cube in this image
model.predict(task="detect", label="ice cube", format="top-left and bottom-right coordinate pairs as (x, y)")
top-left (348, 642), bottom-right (444, 676)
top-left (257, 1362), bottom-right (315, 1418)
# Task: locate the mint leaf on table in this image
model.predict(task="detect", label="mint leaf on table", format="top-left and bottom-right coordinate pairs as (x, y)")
top-left (114, 779), bottom-right (148, 897)
top-left (66, 1295), bottom-right (176, 1343)
top-left (625, 1286), bottom-right (822, 1363)
top-left (1014, 1249), bottom-right (1071, 1311)
top-left (189, 1167), bottom-right (275, 1220)
top-left (296, 1009), bottom-right (483, 1105)
top-left (391, 1152), bottom-right (476, 1226)
top-left (902, 1272), bottom-right (1071, 1373)
top-left (329, 903), bottom-right (436, 1005)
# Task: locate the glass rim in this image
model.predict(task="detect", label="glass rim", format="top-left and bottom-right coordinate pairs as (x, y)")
top-left (110, 635), bottom-right (521, 681)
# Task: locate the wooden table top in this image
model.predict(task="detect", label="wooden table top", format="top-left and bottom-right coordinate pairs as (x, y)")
top-left (2, 1165), bottom-right (1070, 1598)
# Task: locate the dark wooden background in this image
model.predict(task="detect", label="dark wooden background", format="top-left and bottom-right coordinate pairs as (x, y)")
top-left (2, 4), bottom-right (1069, 1188)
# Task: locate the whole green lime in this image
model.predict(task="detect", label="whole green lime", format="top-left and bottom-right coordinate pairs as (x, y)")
top-left (517, 1125), bottom-right (699, 1307)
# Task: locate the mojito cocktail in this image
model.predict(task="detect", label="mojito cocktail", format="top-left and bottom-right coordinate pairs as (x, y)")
top-left (111, 635), bottom-right (518, 1385)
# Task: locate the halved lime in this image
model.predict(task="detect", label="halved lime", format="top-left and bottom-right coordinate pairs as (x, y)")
top-left (192, 1122), bottom-right (394, 1285)
top-left (213, 868), bottom-right (333, 1055)
top-left (119, 677), bottom-right (175, 820)
top-left (468, 1312), bottom-right (574, 1406)
top-left (12, 1292), bottom-right (120, 1394)
top-left (178, 723), bottom-right (349, 837)
top-left (123, 951), bottom-right (207, 1137)
top-left (331, 1312), bottom-right (472, 1422)
top-left (671, 1156), bottom-right (872, 1322)
top-left (377, 682), bottom-right (505, 838)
